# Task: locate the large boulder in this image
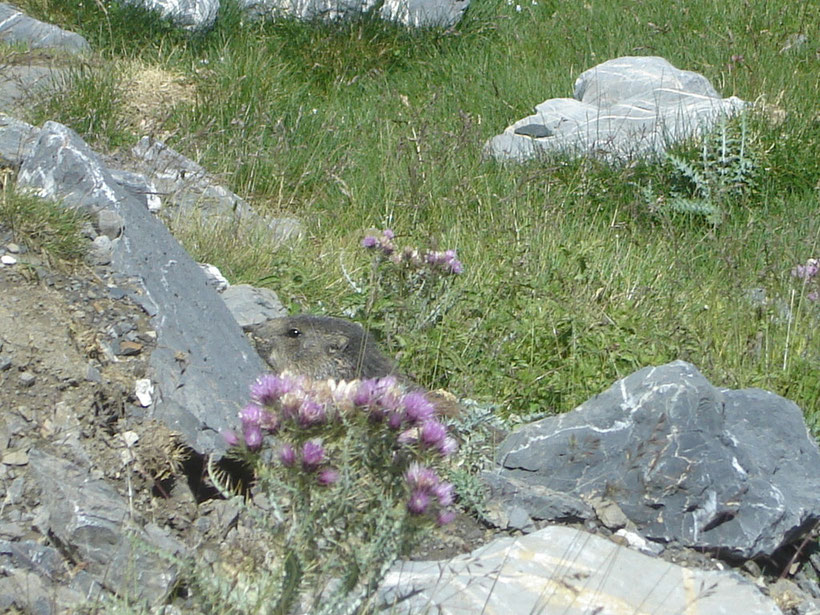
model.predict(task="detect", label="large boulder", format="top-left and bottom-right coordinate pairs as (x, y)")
top-left (378, 525), bottom-right (783, 614)
top-left (485, 56), bottom-right (747, 163)
top-left (380, 0), bottom-right (469, 27)
top-left (16, 121), bottom-right (268, 455)
top-left (238, 0), bottom-right (469, 27)
top-left (121, 0), bottom-right (220, 32)
top-left (492, 361), bottom-right (820, 560)
top-left (0, 3), bottom-right (90, 53)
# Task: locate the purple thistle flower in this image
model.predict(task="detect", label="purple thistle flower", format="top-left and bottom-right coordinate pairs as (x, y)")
top-left (317, 467), bottom-right (340, 486)
top-left (809, 290), bottom-right (819, 303)
top-left (405, 463), bottom-right (439, 491)
top-left (239, 404), bottom-right (265, 428)
top-left (446, 258), bottom-right (464, 275)
top-left (402, 391), bottom-right (436, 424)
top-left (793, 258), bottom-right (820, 280)
top-left (260, 411), bottom-right (280, 433)
top-left (301, 439), bottom-right (325, 470)
top-left (279, 392), bottom-right (304, 420)
top-left (407, 489), bottom-right (430, 515)
top-left (437, 436), bottom-right (459, 457)
top-left (362, 235), bottom-right (379, 249)
top-left (420, 420), bottom-right (447, 447)
top-left (387, 410), bottom-right (405, 430)
top-left (382, 229), bottom-right (395, 240)
top-left (279, 443), bottom-right (296, 467)
top-left (374, 376), bottom-right (402, 411)
top-left (433, 481), bottom-right (454, 507)
top-left (251, 373), bottom-right (299, 406)
top-left (436, 509), bottom-right (457, 526)
top-left (297, 399), bottom-right (326, 427)
top-left (243, 424), bottom-right (263, 449)
top-left (425, 250), bottom-right (444, 266)
top-left (220, 429), bottom-right (239, 447)
top-left (353, 379), bottom-right (379, 406)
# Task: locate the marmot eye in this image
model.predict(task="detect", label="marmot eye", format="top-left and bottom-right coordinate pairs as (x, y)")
top-left (286, 328), bottom-right (301, 338)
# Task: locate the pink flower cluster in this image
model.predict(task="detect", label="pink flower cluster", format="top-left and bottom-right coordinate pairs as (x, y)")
top-left (226, 371), bottom-right (458, 523)
top-left (362, 229), bottom-right (464, 275)
top-left (405, 462), bottom-right (457, 526)
top-left (792, 258), bottom-right (819, 302)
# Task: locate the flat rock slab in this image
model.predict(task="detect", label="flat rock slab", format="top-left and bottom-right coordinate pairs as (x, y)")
top-left (16, 121), bottom-right (268, 455)
top-left (494, 361), bottom-right (820, 560)
top-left (378, 525), bottom-right (783, 614)
top-left (0, 3), bottom-right (90, 53)
top-left (485, 56), bottom-right (747, 163)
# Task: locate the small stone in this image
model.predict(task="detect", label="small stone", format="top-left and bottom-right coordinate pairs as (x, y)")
top-left (7, 477), bottom-right (25, 504)
top-left (200, 263), bottom-right (229, 291)
top-left (107, 286), bottom-right (127, 300)
top-left (6, 243), bottom-right (20, 253)
top-left (780, 33), bottom-right (808, 54)
top-left (115, 340), bottom-right (142, 356)
top-left (85, 364), bottom-right (101, 383)
top-left (0, 355), bottom-right (11, 371)
top-left (2, 449), bottom-right (29, 466)
top-left (18, 371), bottom-right (35, 387)
top-left (514, 123), bottom-right (553, 138)
top-left (1, 254), bottom-right (17, 265)
top-left (88, 235), bottom-right (113, 266)
top-left (135, 379), bottom-right (154, 407)
top-left (96, 209), bottom-right (124, 239)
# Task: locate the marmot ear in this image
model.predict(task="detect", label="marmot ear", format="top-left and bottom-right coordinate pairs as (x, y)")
top-left (326, 332), bottom-right (350, 355)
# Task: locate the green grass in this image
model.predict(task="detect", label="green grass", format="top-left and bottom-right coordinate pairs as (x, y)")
top-left (0, 179), bottom-right (89, 264)
top-left (11, 0), bottom-right (820, 433)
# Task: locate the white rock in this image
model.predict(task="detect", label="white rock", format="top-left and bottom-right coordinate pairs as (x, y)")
top-left (199, 263), bottom-right (229, 292)
top-left (135, 379), bottom-right (154, 407)
top-left (380, 525), bottom-right (782, 615)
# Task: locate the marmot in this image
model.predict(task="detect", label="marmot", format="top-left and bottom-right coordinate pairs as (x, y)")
top-left (246, 314), bottom-right (398, 381)
top-left (246, 314), bottom-right (461, 417)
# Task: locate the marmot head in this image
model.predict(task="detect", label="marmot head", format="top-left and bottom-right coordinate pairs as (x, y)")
top-left (246, 315), bottom-right (396, 381)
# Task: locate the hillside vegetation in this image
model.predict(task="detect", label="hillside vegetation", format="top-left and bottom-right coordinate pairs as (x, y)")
top-left (13, 0), bottom-right (820, 431)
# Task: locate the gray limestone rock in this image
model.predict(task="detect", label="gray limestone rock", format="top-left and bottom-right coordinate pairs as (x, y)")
top-left (121, 0), bottom-right (219, 32)
top-left (495, 361), bottom-right (820, 560)
top-left (16, 121), bottom-right (268, 455)
top-left (238, 0), bottom-right (378, 21)
top-left (0, 114), bottom-right (39, 167)
top-left (130, 136), bottom-right (303, 242)
top-left (379, 0), bottom-right (469, 28)
top-left (481, 469), bottom-right (592, 530)
top-left (109, 167), bottom-right (162, 213)
top-left (378, 525), bottom-right (783, 614)
top-left (238, 0), bottom-right (468, 27)
top-left (486, 56), bottom-right (747, 163)
top-left (222, 284), bottom-right (287, 328)
top-left (27, 448), bottom-right (183, 604)
top-left (97, 208), bottom-right (124, 239)
top-left (0, 4), bottom-right (90, 53)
